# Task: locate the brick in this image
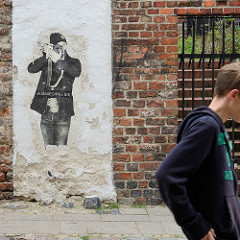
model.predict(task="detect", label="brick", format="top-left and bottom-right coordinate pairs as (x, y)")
top-left (112, 92), bottom-right (125, 99)
top-left (161, 109), bottom-right (178, 118)
top-left (139, 91), bottom-right (157, 98)
top-left (147, 24), bottom-right (158, 31)
top-left (141, 16), bottom-right (152, 23)
top-left (160, 9), bottom-right (174, 15)
top-left (162, 144), bottom-right (175, 153)
top-left (133, 118), bottom-right (145, 126)
top-left (126, 128), bottom-right (136, 135)
top-left (126, 91), bottom-right (138, 99)
top-left (144, 136), bottom-right (153, 144)
top-left (128, 2), bottom-right (139, 8)
top-left (114, 163), bottom-right (125, 172)
top-left (204, 1), bottom-right (215, 7)
top-left (149, 127), bottom-right (160, 135)
top-left (147, 9), bottom-right (159, 14)
top-left (132, 153), bottom-right (144, 162)
top-left (140, 109), bottom-right (159, 117)
top-left (113, 137), bottom-right (129, 144)
top-left (139, 162), bottom-right (159, 171)
top-left (149, 82), bottom-right (165, 90)
top-left (145, 153), bottom-right (154, 161)
top-left (0, 146), bottom-right (10, 155)
top-left (166, 16), bottom-right (178, 24)
top-left (114, 128), bottom-right (124, 136)
top-left (128, 109), bottom-right (139, 116)
top-left (160, 53), bottom-right (178, 60)
top-left (161, 38), bottom-right (178, 45)
top-left (113, 154), bottom-right (131, 162)
top-left (129, 32), bottom-right (139, 38)
top-left (129, 16), bottom-right (140, 22)
top-left (133, 82), bottom-right (147, 90)
top-left (117, 190), bottom-right (130, 198)
top-left (139, 181), bottom-right (148, 188)
top-left (0, 182), bottom-right (13, 191)
top-left (154, 46), bottom-right (164, 53)
top-left (115, 100), bottom-right (131, 107)
top-left (114, 181), bottom-right (125, 189)
top-left (217, 1), bottom-right (228, 6)
top-left (153, 16), bottom-right (165, 23)
top-left (127, 181), bottom-right (138, 189)
top-left (122, 24), bottom-right (145, 31)
top-left (128, 46), bottom-right (140, 53)
top-left (139, 145), bottom-right (160, 153)
top-left (131, 190), bottom-right (142, 198)
top-left (138, 128), bottom-right (148, 135)
top-left (0, 173), bottom-right (5, 182)
top-left (154, 31), bottom-right (165, 38)
top-left (167, 46), bottom-right (178, 53)
top-left (167, 118), bottom-right (178, 125)
top-left (113, 109), bottom-right (126, 117)
top-left (141, 32), bottom-right (152, 38)
top-left (114, 173), bottom-right (132, 180)
top-left (114, 119), bottom-right (132, 126)
top-left (126, 145), bottom-right (137, 152)
top-left (166, 31), bottom-right (178, 38)
top-left (229, 1), bottom-right (240, 6)
top-left (134, 172), bottom-right (144, 180)
top-left (200, 8), bottom-right (212, 15)
top-left (174, 8), bottom-right (187, 15)
top-left (179, 1), bottom-right (191, 7)
top-left (147, 100), bottom-right (164, 108)
top-left (166, 99), bottom-right (178, 108)
top-left (167, 1), bottom-right (178, 7)
top-left (127, 163), bottom-right (138, 172)
top-left (131, 100), bottom-right (145, 108)
top-left (117, 9), bottom-right (135, 15)
top-left (155, 136), bottom-right (167, 143)
top-left (186, 8), bottom-right (200, 15)
top-left (140, 1), bottom-right (153, 8)
top-left (212, 8), bottom-right (223, 14)
top-left (153, 1), bottom-right (165, 7)
top-left (146, 118), bottom-right (164, 126)
top-left (224, 8), bottom-right (235, 14)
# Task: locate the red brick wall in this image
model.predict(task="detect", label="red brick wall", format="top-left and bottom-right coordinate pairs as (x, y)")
top-left (0, 0), bottom-right (13, 199)
top-left (1, 0), bottom-right (240, 203)
top-left (112, 0), bottom-right (240, 205)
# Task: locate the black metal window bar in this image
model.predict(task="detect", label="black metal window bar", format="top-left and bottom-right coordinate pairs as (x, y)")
top-left (178, 16), bottom-right (240, 159)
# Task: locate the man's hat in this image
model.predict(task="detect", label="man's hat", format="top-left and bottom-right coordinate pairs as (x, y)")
top-left (50, 33), bottom-right (66, 45)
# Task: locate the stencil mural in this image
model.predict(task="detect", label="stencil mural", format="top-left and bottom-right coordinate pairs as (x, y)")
top-left (28, 33), bottom-right (82, 147)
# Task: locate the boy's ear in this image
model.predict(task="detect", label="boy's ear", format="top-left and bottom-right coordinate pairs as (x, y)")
top-left (228, 89), bottom-right (239, 100)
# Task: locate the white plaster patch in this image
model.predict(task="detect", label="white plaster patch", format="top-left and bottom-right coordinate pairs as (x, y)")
top-left (12, 0), bottom-right (115, 202)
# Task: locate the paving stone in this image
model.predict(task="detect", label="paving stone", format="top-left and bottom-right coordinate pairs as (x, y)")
top-left (54, 213), bottom-right (101, 221)
top-left (60, 221), bottom-right (86, 234)
top-left (119, 207), bottom-right (147, 215)
top-left (33, 221), bottom-right (60, 234)
top-left (0, 221), bottom-right (34, 234)
top-left (86, 222), bottom-right (139, 235)
top-left (101, 214), bottom-right (149, 222)
top-left (146, 207), bottom-right (172, 216)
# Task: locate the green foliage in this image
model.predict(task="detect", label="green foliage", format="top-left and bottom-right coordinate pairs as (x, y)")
top-left (80, 236), bottom-right (89, 240)
top-left (178, 19), bottom-right (240, 55)
top-left (131, 204), bottom-right (146, 208)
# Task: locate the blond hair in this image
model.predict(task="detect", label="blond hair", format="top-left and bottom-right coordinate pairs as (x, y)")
top-left (214, 61), bottom-right (240, 97)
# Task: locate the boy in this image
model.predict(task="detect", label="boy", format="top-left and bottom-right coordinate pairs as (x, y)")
top-left (156, 61), bottom-right (240, 240)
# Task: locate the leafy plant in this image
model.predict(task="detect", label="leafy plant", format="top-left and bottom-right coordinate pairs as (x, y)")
top-left (178, 18), bottom-right (240, 55)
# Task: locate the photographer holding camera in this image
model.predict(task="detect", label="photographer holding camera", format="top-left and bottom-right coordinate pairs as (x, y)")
top-left (28, 32), bottom-right (81, 147)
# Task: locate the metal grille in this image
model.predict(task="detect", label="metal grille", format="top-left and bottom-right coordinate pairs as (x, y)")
top-left (178, 16), bottom-right (240, 158)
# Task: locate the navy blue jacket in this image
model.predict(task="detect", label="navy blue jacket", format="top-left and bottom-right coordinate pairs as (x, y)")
top-left (156, 106), bottom-right (240, 240)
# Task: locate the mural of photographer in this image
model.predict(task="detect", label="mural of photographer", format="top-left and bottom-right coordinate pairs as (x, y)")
top-left (28, 32), bottom-right (82, 147)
